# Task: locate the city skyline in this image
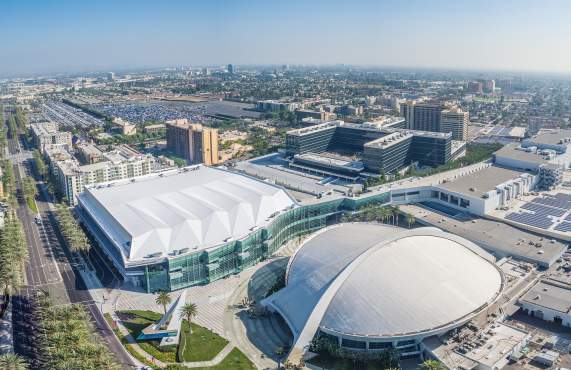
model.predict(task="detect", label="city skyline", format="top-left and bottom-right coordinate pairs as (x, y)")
top-left (2, 0), bottom-right (571, 77)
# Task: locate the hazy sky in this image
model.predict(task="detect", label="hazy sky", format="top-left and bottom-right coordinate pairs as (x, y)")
top-left (1, 0), bottom-right (571, 76)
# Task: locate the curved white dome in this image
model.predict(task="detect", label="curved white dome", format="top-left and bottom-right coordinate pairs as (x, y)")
top-left (265, 223), bottom-right (504, 347)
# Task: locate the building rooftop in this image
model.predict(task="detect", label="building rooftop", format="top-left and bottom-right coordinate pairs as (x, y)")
top-left (77, 165), bottom-right (296, 263)
top-left (425, 322), bottom-right (529, 370)
top-left (439, 165), bottom-right (532, 198)
top-left (494, 143), bottom-right (551, 165)
top-left (77, 143), bottom-right (103, 156)
top-left (364, 131), bottom-right (413, 149)
top-left (525, 129), bottom-right (571, 146)
top-left (520, 278), bottom-right (571, 314)
top-left (400, 203), bottom-right (568, 267)
top-left (265, 224), bottom-right (504, 341)
top-left (103, 145), bottom-right (146, 163)
top-left (293, 153), bottom-right (364, 172)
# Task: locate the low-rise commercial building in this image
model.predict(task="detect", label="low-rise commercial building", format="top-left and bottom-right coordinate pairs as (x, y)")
top-left (520, 277), bottom-right (571, 328)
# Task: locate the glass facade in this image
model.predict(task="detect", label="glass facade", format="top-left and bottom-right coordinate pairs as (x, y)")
top-left (143, 191), bottom-right (390, 292)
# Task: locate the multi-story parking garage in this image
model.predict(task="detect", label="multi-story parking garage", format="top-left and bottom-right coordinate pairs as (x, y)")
top-left (263, 223), bottom-right (505, 360)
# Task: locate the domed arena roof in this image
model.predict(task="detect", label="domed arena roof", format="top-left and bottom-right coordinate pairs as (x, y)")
top-left (263, 223), bottom-right (504, 347)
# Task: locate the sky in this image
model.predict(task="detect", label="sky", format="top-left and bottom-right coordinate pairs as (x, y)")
top-left (1, 0), bottom-right (571, 77)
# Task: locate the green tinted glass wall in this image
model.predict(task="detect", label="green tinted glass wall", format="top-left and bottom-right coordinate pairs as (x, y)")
top-left (146, 191), bottom-right (390, 292)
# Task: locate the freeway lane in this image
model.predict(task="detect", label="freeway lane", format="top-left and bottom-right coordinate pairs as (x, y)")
top-left (7, 132), bottom-right (138, 369)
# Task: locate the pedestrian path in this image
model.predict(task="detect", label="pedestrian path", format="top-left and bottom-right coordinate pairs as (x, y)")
top-left (114, 316), bottom-right (167, 368)
top-left (115, 314), bottom-right (238, 369)
top-left (181, 342), bottom-right (234, 368)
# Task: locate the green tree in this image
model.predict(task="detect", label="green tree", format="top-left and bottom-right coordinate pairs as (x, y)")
top-left (419, 359), bottom-right (445, 370)
top-left (155, 290), bottom-right (172, 315)
top-left (406, 213), bottom-right (416, 229)
top-left (0, 353), bottom-right (28, 370)
top-left (179, 302), bottom-right (198, 330)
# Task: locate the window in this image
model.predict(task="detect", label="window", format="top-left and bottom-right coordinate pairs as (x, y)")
top-left (369, 342), bottom-right (392, 350)
top-left (396, 339), bottom-right (416, 347)
top-left (342, 338), bottom-right (366, 349)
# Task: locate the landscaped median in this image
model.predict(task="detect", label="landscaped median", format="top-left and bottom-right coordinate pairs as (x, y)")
top-left (105, 310), bottom-right (256, 369)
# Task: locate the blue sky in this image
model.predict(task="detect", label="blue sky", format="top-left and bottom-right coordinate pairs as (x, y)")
top-left (1, 0), bottom-right (570, 76)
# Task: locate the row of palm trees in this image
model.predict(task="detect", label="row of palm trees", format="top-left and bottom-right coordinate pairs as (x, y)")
top-left (34, 291), bottom-right (119, 369)
top-left (0, 210), bottom-right (29, 298)
top-left (342, 204), bottom-right (416, 228)
top-left (54, 203), bottom-right (91, 252)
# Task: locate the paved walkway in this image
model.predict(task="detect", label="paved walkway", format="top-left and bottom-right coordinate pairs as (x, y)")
top-left (115, 314), bottom-right (237, 369)
top-left (181, 342), bottom-right (234, 368)
top-left (114, 315), bottom-right (167, 368)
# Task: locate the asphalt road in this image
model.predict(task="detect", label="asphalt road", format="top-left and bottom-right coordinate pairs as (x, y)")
top-left (6, 129), bottom-right (138, 369)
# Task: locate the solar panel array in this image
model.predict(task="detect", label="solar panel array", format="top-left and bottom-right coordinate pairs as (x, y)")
top-left (505, 193), bottom-right (571, 231)
top-left (532, 193), bottom-right (571, 210)
top-left (555, 222), bottom-right (571, 232)
top-left (505, 212), bottom-right (553, 229)
top-left (521, 202), bottom-right (566, 217)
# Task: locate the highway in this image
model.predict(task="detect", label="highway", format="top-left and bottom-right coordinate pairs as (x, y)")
top-left (3, 110), bottom-right (137, 368)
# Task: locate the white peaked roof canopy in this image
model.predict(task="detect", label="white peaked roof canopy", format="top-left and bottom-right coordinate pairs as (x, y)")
top-left (78, 166), bottom-right (295, 262)
top-left (265, 224), bottom-right (504, 343)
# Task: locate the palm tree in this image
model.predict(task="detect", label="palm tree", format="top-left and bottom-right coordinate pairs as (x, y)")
top-left (0, 353), bottom-right (28, 370)
top-left (155, 290), bottom-right (172, 315)
top-left (179, 302), bottom-right (198, 329)
top-left (393, 205), bottom-right (400, 225)
top-left (419, 359), bottom-right (445, 370)
top-left (406, 213), bottom-right (416, 229)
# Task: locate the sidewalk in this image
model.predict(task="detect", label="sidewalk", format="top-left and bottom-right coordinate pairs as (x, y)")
top-left (114, 317), bottom-right (167, 368)
top-left (181, 342), bottom-right (234, 368)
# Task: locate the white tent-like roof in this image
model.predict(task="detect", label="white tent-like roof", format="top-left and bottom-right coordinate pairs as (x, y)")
top-left (263, 223), bottom-right (504, 353)
top-left (78, 166), bottom-right (295, 264)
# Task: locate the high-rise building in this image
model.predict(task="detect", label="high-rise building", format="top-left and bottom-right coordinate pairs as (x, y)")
top-left (166, 119), bottom-right (219, 165)
top-left (482, 79), bottom-right (496, 94)
top-left (107, 72), bottom-right (115, 81)
top-left (400, 101), bottom-right (445, 133)
top-left (202, 67), bottom-right (210, 76)
top-left (227, 64), bottom-right (234, 74)
top-left (440, 108), bottom-right (469, 141)
top-left (466, 81), bottom-right (483, 94)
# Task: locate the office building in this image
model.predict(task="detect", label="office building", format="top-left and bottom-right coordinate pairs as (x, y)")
top-left (256, 100), bottom-right (300, 112)
top-left (482, 79), bottom-right (496, 94)
top-left (107, 72), bottom-right (115, 81)
top-left (166, 119), bottom-right (219, 165)
top-left (285, 120), bottom-right (456, 175)
top-left (441, 107), bottom-right (469, 141)
top-left (467, 81), bottom-right (483, 94)
top-left (400, 101), bottom-right (445, 132)
top-left (227, 64), bottom-right (234, 74)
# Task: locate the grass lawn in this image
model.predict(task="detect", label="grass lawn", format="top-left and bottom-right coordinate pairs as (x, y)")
top-left (165, 348), bottom-right (256, 370)
top-left (26, 196), bottom-right (38, 213)
top-left (178, 321), bottom-right (229, 362)
top-left (118, 310), bottom-right (177, 363)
